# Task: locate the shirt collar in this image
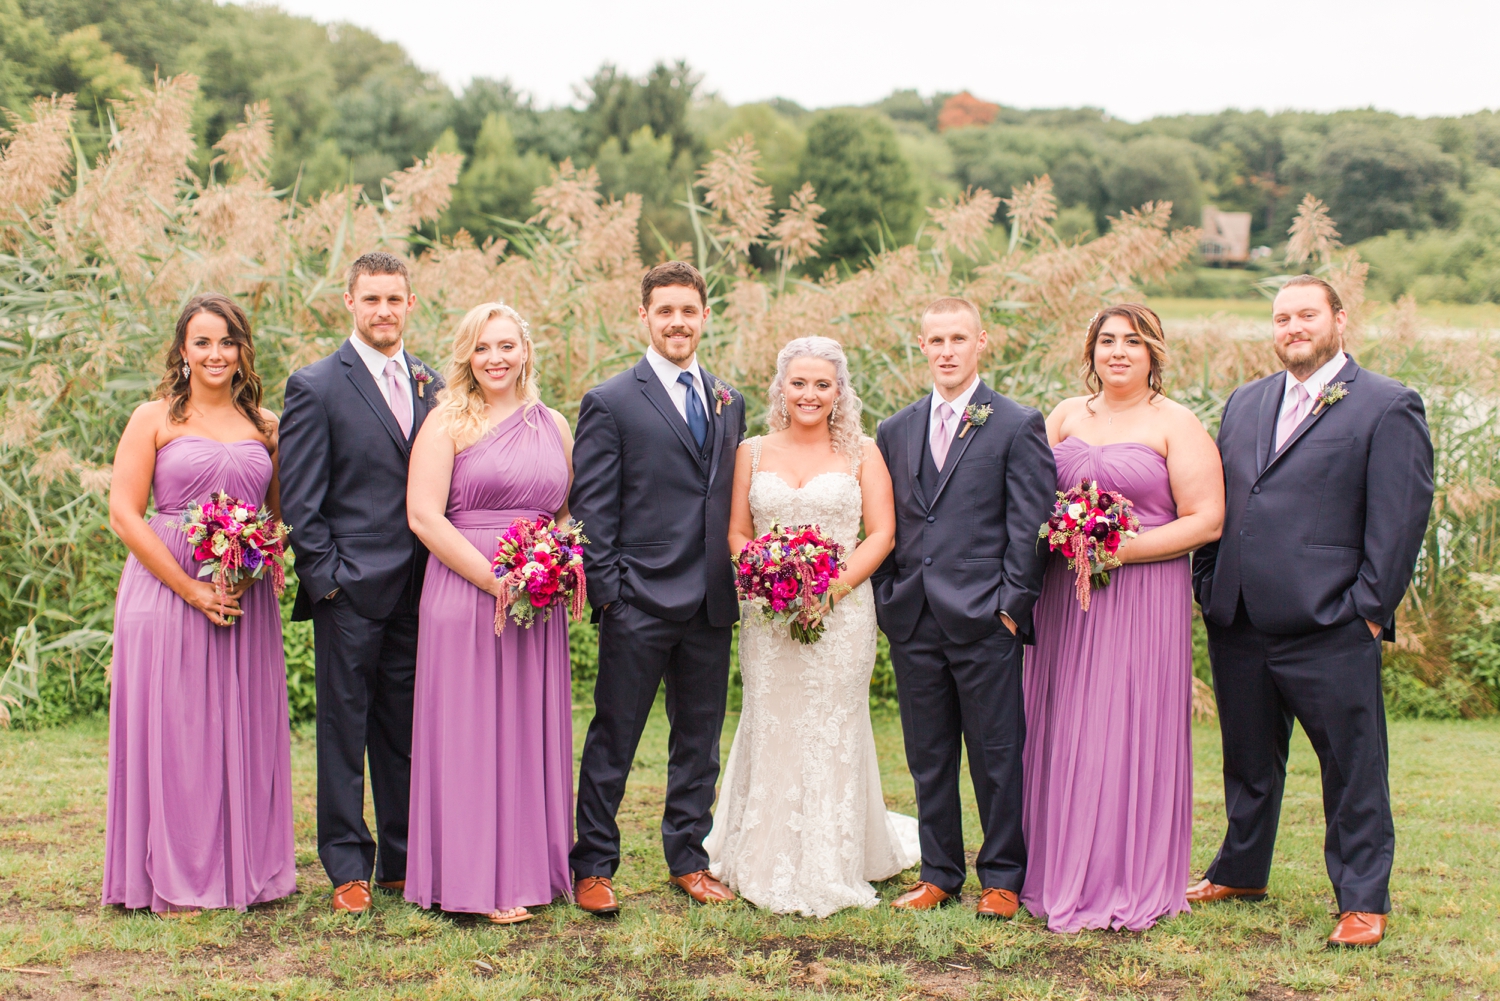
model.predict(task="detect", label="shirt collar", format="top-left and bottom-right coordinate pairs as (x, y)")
top-left (348, 333), bottom-right (406, 379)
top-left (646, 344), bottom-right (702, 386)
top-left (1285, 351), bottom-right (1347, 402)
top-left (931, 376), bottom-right (981, 420)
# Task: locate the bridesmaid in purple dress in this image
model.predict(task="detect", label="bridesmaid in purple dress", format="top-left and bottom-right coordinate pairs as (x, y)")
top-left (1022, 304), bottom-right (1224, 933)
top-left (405, 303), bottom-right (576, 924)
top-left (104, 293), bottom-right (295, 914)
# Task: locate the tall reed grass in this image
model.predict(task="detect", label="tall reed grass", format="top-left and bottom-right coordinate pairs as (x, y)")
top-left (1, 78), bottom-right (1495, 724)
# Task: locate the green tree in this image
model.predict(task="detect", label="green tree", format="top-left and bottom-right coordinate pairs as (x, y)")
top-left (0, 0), bottom-right (55, 113)
top-left (442, 113), bottom-right (552, 242)
top-left (580, 60), bottom-right (698, 159)
top-left (1103, 135), bottom-right (1206, 227)
top-left (1312, 125), bottom-right (1460, 242)
top-left (800, 110), bottom-right (919, 263)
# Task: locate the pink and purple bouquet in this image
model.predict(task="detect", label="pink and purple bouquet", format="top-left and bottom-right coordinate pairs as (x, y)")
top-left (491, 516), bottom-right (589, 634)
top-left (178, 491), bottom-right (291, 603)
top-left (1038, 479), bottom-right (1141, 611)
top-left (734, 522), bottom-right (846, 644)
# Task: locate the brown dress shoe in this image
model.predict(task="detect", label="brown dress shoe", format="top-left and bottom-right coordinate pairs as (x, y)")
top-left (891, 881), bottom-right (952, 911)
top-left (1185, 878), bottom-right (1267, 903)
top-left (332, 880), bottom-right (372, 914)
top-left (374, 879), bottom-right (405, 894)
top-left (976, 887), bottom-right (1020, 919)
top-left (1328, 911), bottom-right (1386, 948)
top-left (670, 870), bottom-right (735, 903)
top-left (574, 876), bottom-right (620, 915)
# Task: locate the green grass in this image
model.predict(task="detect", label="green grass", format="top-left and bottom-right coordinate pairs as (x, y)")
top-left (1, 707), bottom-right (1497, 999)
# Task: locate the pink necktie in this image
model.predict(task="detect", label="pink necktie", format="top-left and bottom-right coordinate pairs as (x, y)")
top-left (1275, 381), bottom-right (1310, 451)
top-left (384, 358), bottom-right (412, 437)
top-left (932, 402), bottom-right (955, 469)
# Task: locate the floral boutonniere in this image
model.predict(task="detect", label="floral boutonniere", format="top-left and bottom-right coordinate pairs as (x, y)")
top-left (958, 403), bottom-right (993, 438)
top-left (712, 379), bottom-right (734, 415)
top-left (1312, 381), bottom-right (1348, 416)
top-left (410, 363), bottom-right (433, 398)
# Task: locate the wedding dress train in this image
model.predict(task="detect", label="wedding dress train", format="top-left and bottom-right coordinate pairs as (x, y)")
top-left (705, 437), bottom-right (920, 917)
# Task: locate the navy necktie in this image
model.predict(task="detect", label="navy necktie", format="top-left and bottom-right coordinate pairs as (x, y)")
top-left (678, 370), bottom-right (707, 449)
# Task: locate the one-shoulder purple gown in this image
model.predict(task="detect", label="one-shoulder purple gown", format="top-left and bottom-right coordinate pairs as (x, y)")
top-left (1021, 438), bottom-right (1193, 933)
top-left (103, 436), bottom-right (296, 912)
top-left (406, 405), bottom-right (574, 914)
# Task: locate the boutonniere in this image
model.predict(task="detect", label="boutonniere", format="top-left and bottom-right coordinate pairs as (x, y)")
top-left (712, 379), bottom-right (734, 415)
top-left (1312, 381), bottom-right (1347, 416)
top-left (958, 403), bottom-right (993, 438)
top-left (410, 363), bottom-right (433, 398)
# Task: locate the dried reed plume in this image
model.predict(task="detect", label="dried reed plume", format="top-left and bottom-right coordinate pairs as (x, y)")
top-left (928, 186), bottom-right (1001, 258)
top-left (1285, 193), bottom-right (1341, 266)
top-left (768, 182), bottom-right (826, 271)
top-left (697, 136), bottom-right (773, 265)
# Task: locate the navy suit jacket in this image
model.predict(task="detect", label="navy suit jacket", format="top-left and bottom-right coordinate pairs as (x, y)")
top-left (1193, 356), bottom-right (1434, 637)
top-left (568, 357), bottom-right (745, 627)
top-left (872, 381), bottom-right (1056, 645)
top-left (279, 339), bottom-right (443, 621)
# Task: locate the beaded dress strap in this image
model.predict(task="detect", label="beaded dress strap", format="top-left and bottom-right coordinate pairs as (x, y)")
top-left (749, 435), bottom-right (762, 475)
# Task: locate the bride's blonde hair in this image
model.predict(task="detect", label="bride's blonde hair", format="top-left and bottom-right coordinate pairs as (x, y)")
top-left (766, 336), bottom-right (864, 458)
top-left (435, 302), bottom-right (539, 449)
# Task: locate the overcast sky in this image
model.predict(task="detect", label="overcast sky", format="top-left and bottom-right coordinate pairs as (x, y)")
top-left (268, 0), bottom-right (1497, 121)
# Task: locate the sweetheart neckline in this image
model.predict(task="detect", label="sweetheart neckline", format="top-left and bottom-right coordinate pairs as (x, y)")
top-left (1055, 437), bottom-right (1167, 461)
top-left (752, 469), bottom-right (858, 492)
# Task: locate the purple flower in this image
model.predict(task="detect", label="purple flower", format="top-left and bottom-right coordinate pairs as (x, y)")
top-left (242, 547), bottom-right (263, 571)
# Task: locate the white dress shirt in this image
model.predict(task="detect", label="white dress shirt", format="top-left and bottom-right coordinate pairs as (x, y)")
top-left (929, 376), bottom-right (981, 450)
top-left (646, 344), bottom-right (708, 422)
top-left (349, 333), bottom-right (413, 413)
top-left (1279, 351), bottom-right (1347, 427)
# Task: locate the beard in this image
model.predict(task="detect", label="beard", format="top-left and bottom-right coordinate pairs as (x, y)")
top-left (356, 315), bottom-right (404, 351)
top-left (1274, 331), bottom-right (1341, 378)
top-left (655, 326), bottom-right (697, 363)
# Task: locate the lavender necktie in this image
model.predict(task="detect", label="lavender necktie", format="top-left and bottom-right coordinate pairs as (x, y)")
top-left (1275, 382), bottom-right (1310, 451)
top-left (384, 357), bottom-right (413, 438)
top-left (932, 401), bottom-right (955, 469)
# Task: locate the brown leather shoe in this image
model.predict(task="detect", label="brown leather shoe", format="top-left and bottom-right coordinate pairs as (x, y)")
top-left (1328, 911), bottom-right (1386, 948)
top-left (374, 879), bottom-right (405, 894)
top-left (976, 887), bottom-right (1020, 919)
top-left (1185, 878), bottom-right (1267, 903)
top-left (574, 876), bottom-right (620, 915)
top-left (670, 870), bottom-right (735, 903)
top-left (890, 881), bottom-right (952, 911)
top-left (332, 880), bottom-right (372, 914)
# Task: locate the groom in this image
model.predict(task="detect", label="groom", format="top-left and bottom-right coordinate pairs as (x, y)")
top-left (873, 297), bottom-right (1055, 918)
top-left (280, 252), bottom-right (443, 915)
top-left (569, 261), bottom-right (746, 914)
top-left (1191, 275), bottom-right (1433, 948)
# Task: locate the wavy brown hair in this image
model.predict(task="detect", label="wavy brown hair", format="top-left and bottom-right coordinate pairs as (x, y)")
top-left (156, 293), bottom-right (271, 434)
top-left (1081, 303), bottom-right (1167, 409)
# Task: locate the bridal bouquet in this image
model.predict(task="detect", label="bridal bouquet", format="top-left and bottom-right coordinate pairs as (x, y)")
top-left (491, 516), bottom-right (589, 634)
top-left (1039, 480), bottom-right (1141, 611)
top-left (178, 492), bottom-right (292, 602)
top-left (734, 522), bottom-right (846, 644)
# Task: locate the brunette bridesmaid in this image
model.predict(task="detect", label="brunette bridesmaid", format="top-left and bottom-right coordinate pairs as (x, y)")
top-left (103, 293), bottom-right (296, 914)
top-left (405, 303), bottom-right (576, 923)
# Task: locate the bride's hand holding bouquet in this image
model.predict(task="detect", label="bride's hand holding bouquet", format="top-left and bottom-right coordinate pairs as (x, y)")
top-left (734, 522), bottom-right (847, 644)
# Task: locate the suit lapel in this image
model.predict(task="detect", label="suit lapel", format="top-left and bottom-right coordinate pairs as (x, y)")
top-left (703, 365), bottom-right (730, 488)
top-left (907, 395), bottom-right (931, 510)
top-left (1260, 357), bottom-right (1361, 479)
top-left (636, 358), bottom-right (708, 470)
top-left (405, 351), bottom-right (435, 443)
top-left (929, 382), bottom-right (990, 509)
top-left (1256, 372), bottom-right (1284, 474)
top-left (340, 340), bottom-right (410, 456)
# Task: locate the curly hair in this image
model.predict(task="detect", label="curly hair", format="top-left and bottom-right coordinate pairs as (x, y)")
top-left (765, 336), bottom-right (865, 459)
top-left (1081, 303), bottom-right (1167, 411)
top-left (435, 302), bottom-right (540, 450)
top-left (156, 293), bottom-right (271, 434)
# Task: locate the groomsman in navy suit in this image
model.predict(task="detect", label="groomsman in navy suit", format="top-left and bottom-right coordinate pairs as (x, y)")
top-left (1191, 275), bottom-right (1433, 948)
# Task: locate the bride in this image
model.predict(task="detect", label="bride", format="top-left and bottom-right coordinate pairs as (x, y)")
top-left (706, 336), bottom-right (920, 917)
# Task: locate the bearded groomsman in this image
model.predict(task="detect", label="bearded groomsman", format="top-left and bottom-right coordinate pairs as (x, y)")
top-left (1190, 275), bottom-right (1434, 948)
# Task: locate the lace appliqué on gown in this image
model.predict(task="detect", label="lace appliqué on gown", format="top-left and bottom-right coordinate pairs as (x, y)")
top-left (705, 437), bottom-right (920, 917)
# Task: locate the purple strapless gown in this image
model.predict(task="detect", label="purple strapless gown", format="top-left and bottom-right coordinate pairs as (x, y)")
top-left (1021, 438), bottom-right (1193, 932)
top-left (406, 405), bottom-right (574, 914)
top-left (103, 436), bottom-right (296, 912)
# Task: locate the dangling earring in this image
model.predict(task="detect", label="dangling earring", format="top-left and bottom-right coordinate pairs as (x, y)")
top-left (181, 362), bottom-right (190, 379)
top-left (829, 401), bottom-right (839, 424)
top-left (232, 368), bottom-right (244, 382)
top-left (780, 398), bottom-right (789, 423)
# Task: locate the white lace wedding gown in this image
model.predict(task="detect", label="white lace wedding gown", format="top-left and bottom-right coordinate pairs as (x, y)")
top-left (705, 437), bottom-right (921, 917)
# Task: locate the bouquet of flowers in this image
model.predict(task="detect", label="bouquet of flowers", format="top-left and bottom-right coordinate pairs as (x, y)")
top-left (1038, 480), bottom-right (1141, 611)
top-left (734, 522), bottom-right (846, 644)
top-left (491, 517), bottom-right (589, 634)
top-left (178, 492), bottom-right (292, 604)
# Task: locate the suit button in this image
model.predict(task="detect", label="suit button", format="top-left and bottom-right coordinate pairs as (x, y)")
top-left (923, 557), bottom-right (932, 565)
top-left (926, 516), bottom-right (935, 524)
top-left (1252, 485), bottom-right (1261, 494)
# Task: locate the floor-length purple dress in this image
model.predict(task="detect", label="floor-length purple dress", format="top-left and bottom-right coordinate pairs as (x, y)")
top-left (406, 404), bottom-right (574, 914)
top-left (1021, 438), bottom-right (1193, 933)
top-left (103, 436), bottom-right (296, 913)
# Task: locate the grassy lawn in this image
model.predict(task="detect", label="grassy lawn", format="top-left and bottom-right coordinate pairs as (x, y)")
top-left (1, 706), bottom-right (1496, 1000)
